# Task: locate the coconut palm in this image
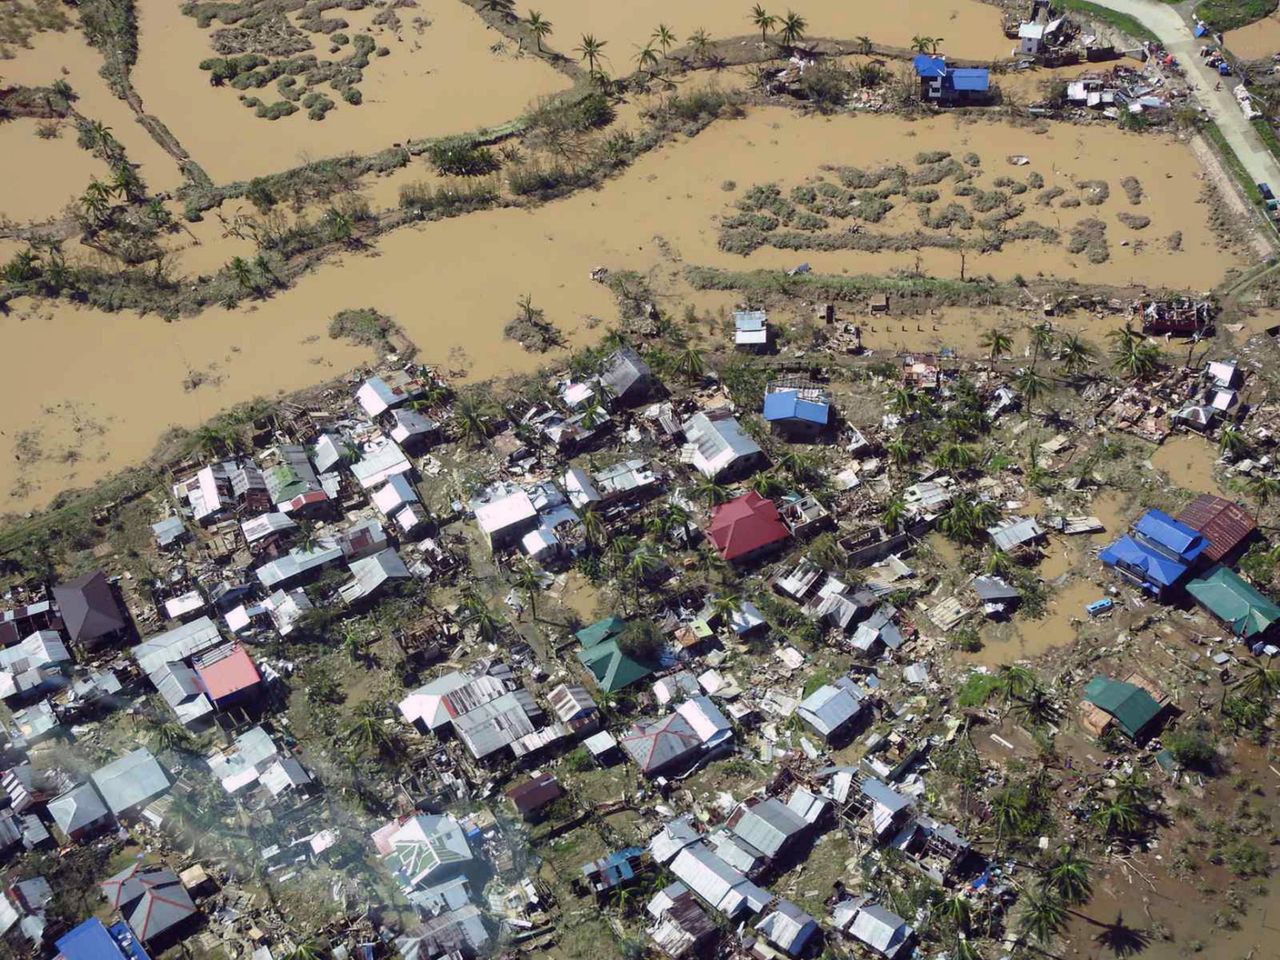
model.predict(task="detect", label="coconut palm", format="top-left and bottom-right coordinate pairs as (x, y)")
top-left (451, 393), bottom-right (491, 446)
top-left (151, 721), bottom-right (195, 754)
top-left (855, 35), bottom-right (873, 54)
top-left (885, 438), bottom-right (911, 468)
top-left (984, 548), bottom-right (1014, 577)
top-left (652, 23), bottom-right (677, 57)
top-left (693, 475), bottom-right (730, 507)
top-left (972, 500), bottom-right (1000, 529)
top-left (675, 346), bottom-right (705, 381)
top-left (283, 940), bottom-right (327, 960)
top-left (688, 28), bottom-right (712, 61)
top-left (992, 663), bottom-right (1037, 709)
top-left (110, 163), bottom-right (143, 202)
top-left (1092, 794), bottom-right (1141, 838)
top-left (1246, 474), bottom-right (1280, 513)
top-left (1109, 326), bottom-right (1161, 380)
top-left (980, 327), bottom-right (1012, 363)
top-left (345, 710), bottom-right (394, 759)
top-left (910, 35), bottom-right (936, 53)
top-left (749, 471), bottom-right (786, 498)
top-left (936, 442), bottom-right (976, 473)
top-left (526, 10), bottom-right (552, 51)
top-left (1016, 888), bottom-right (1067, 947)
top-left (624, 546), bottom-right (662, 605)
top-left (1026, 321), bottom-right (1054, 366)
top-left (751, 4), bottom-right (777, 44)
top-left (460, 588), bottom-right (504, 642)
top-left (1058, 332), bottom-right (1094, 376)
top-left (1013, 685), bottom-right (1060, 727)
top-left (939, 500), bottom-right (979, 543)
top-left (1218, 426), bottom-right (1248, 459)
top-left (778, 11), bottom-right (806, 47)
top-left (606, 533), bottom-right (639, 571)
top-left (1234, 660), bottom-right (1280, 703)
top-left (1012, 367), bottom-right (1049, 413)
top-left (1041, 845), bottom-right (1093, 905)
top-left (579, 507), bottom-right (606, 548)
top-left (575, 33), bottom-right (607, 73)
top-left (78, 179), bottom-right (112, 225)
top-left (229, 256), bottom-right (256, 293)
top-left (709, 593), bottom-right (740, 625)
top-left (635, 43), bottom-right (660, 74)
top-left (882, 496), bottom-right (906, 533)
top-left (938, 895), bottom-right (972, 934)
top-left (513, 560), bottom-right (542, 620)
top-left (664, 502), bottom-right (694, 545)
top-left (890, 387), bottom-right (920, 416)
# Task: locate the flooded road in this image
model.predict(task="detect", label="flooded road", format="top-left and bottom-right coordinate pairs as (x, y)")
top-left (129, 0), bottom-right (571, 184)
top-left (530, 0), bottom-right (1011, 60)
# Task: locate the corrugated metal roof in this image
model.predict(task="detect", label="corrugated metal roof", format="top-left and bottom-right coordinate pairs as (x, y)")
top-left (1177, 494), bottom-right (1256, 563)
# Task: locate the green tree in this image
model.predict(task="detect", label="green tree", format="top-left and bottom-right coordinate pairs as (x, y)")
top-left (980, 327), bottom-right (1012, 363)
top-left (675, 346), bottom-right (705, 382)
top-left (910, 35), bottom-right (935, 53)
top-left (451, 392), bottom-right (492, 446)
top-left (1109, 327), bottom-right (1160, 380)
top-left (1219, 426), bottom-right (1248, 459)
top-left (749, 471), bottom-right (786, 498)
top-left (1012, 366), bottom-right (1049, 414)
top-left (150, 721), bottom-right (195, 754)
top-left (1041, 845), bottom-right (1093, 905)
top-left (513, 560), bottom-right (542, 621)
top-left (1027, 321), bottom-right (1055, 368)
top-left (1058, 332), bottom-right (1094, 377)
top-left (778, 10), bottom-right (807, 46)
top-left (688, 28), bottom-right (712, 61)
top-left (1246, 474), bottom-right (1280, 514)
top-left (936, 442), bottom-right (976, 473)
top-left (576, 33), bottom-right (608, 73)
top-left (579, 507), bottom-right (606, 549)
top-left (855, 35), bottom-right (873, 54)
top-left (1235, 660), bottom-right (1280, 703)
top-left (882, 497), bottom-right (906, 533)
top-left (751, 4), bottom-right (777, 43)
top-left (635, 43), bottom-right (660, 74)
top-left (693, 475), bottom-right (730, 507)
top-left (526, 10), bottom-right (552, 51)
top-left (652, 23), bottom-right (676, 57)
top-left (228, 256), bottom-right (256, 293)
top-left (1016, 888), bottom-right (1067, 947)
top-left (460, 588), bottom-right (504, 642)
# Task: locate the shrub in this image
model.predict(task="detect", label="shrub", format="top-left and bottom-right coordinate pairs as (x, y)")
top-left (426, 138), bottom-right (500, 176)
top-left (1165, 727), bottom-right (1218, 772)
top-left (1117, 212), bottom-right (1151, 230)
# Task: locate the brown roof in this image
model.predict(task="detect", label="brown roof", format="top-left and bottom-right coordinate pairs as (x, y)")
top-left (506, 773), bottom-right (563, 816)
top-left (1177, 494), bottom-right (1256, 563)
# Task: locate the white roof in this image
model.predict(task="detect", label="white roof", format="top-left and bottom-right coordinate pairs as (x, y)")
top-left (241, 512), bottom-right (297, 544)
top-left (133, 616), bottom-right (222, 675)
top-left (399, 671), bottom-right (470, 728)
top-left (675, 697), bottom-right (733, 749)
top-left (373, 474), bottom-right (419, 516)
top-left (163, 591), bottom-right (205, 620)
top-left (475, 490), bottom-right (537, 534)
top-left (351, 441), bottom-right (412, 490)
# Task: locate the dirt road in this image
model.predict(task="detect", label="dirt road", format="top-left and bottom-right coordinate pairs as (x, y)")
top-left (1092, 0), bottom-right (1280, 189)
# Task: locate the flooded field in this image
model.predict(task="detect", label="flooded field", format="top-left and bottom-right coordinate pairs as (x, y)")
top-left (975, 577), bottom-right (1100, 666)
top-left (1152, 433), bottom-right (1225, 496)
top-left (0, 23), bottom-right (185, 195)
top-left (0, 105), bottom-right (1242, 507)
top-left (531, 0), bottom-right (1011, 61)
top-left (1226, 12), bottom-right (1280, 59)
top-left (0, 118), bottom-right (105, 223)
top-left (130, 0), bottom-right (571, 184)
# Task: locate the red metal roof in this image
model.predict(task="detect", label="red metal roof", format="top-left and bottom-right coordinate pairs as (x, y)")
top-left (194, 645), bottom-right (261, 702)
top-left (707, 492), bottom-right (790, 562)
top-left (1177, 494), bottom-right (1257, 563)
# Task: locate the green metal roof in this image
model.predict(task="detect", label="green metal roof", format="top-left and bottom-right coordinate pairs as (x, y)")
top-left (576, 640), bottom-right (652, 693)
top-left (1083, 676), bottom-right (1163, 739)
top-left (575, 616), bottom-right (627, 650)
top-left (1186, 565), bottom-right (1280, 640)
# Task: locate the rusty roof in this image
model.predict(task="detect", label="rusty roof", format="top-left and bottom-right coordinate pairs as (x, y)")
top-left (1177, 494), bottom-right (1256, 563)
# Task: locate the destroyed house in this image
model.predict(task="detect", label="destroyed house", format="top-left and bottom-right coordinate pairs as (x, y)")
top-left (356, 371), bottom-right (424, 418)
top-left (0, 631), bottom-right (69, 702)
top-left (546, 682), bottom-right (599, 734)
top-left (579, 847), bottom-right (648, 899)
top-left (373, 813), bottom-right (473, 888)
top-left (1186, 565), bottom-right (1280, 643)
top-left (1177, 494), bottom-right (1256, 564)
top-left (647, 882), bottom-right (717, 960)
top-left (52, 570), bottom-right (128, 649)
top-left (0, 599), bottom-right (59, 648)
top-left (1100, 509), bottom-right (1206, 599)
top-left (208, 725), bottom-right (313, 799)
top-left (600, 346), bottom-right (654, 406)
top-left (1136, 298), bottom-right (1213, 336)
top-left (888, 814), bottom-right (972, 883)
top-left (1082, 675), bottom-right (1167, 741)
top-left (987, 517), bottom-right (1046, 554)
top-left (134, 618), bottom-right (258, 725)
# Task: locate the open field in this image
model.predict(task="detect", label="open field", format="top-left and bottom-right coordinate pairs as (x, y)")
top-left (0, 104), bottom-right (1245, 509)
top-left (1226, 10), bottom-right (1280, 58)
top-left (129, 0), bottom-right (571, 183)
top-left (528, 0), bottom-right (1011, 60)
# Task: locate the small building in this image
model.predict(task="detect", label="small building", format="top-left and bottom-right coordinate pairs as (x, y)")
top-left (1082, 675), bottom-right (1168, 741)
top-left (340, 548), bottom-right (412, 606)
top-left (1100, 509), bottom-right (1207, 599)
top-left (725, 796), bottom-right (811, 863)
top-left (987, 516), bottom-right (1046, 554)
top-left (55, 918), bottom-right (143, 960)
top-left (506, 773), bottom-right (564, 821)
top-left (575, 617), bottom-right (655, 693)
top-left (1187, 565), bottom-right (1280, 644)
top-left (620, 712), bottom-right (706, 777)
top-left (91, 748), bottom-right (170, 818)
top-left (579, 847), bottom-right (648, 901)
top-left (682, 411), bottom-right (766, 480)
top-left (356, 371), bottom-right (425, 418)
top-left (913, 55), bottom-right (991, 105)
top-left (600, 346), bottom-right (654, 406)
top-left (754, 900), bottom-right (820, 958)
top-left (192, 643), bottom-right (262, 710)
top-left (1177, 494), bottom-right (1257, 565)
top-left (546, 683), bottom-right (599, 735)
top-left (47, 783), bottom-right (111, 842)
top-left (832, 898), bottom-right (915, 960)
top-left (101, 865), bottom-right (198, 945)
top-left (373, 813), bottom-right (473, 888)
top-left (734, 310), bottom-right (770, 351)
top-left (667, 843), bottom-right (771, 918)
top-left (647, 882), bottom-right (717, 960)
top-left (707, 492), bottom-right (791, 565)
top-left (796, 678), bottom-right (869, 744)
top-left (52, 570), bottom-right (128, 649)
top-left (474, 489), bottom-right (539, 551)
top-left (763, 389), bottom-right (832, 441)
top-left (973, 576), bottom-right (1021, 619)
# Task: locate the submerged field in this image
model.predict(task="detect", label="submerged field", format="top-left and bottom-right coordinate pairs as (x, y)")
top-left (1226, 11), bottom-right (1280, 58)
top-left (0, 104), bottom-right (1245, 509)
top-left (528, 0), bottom-right (1011, 60)
top-left (0, 118), bottom-right (107, 223)
top-left (128, 0), bottom-right (571, 183)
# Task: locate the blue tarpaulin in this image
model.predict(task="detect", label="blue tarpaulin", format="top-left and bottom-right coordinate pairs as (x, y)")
top-left (950, 68), bottom-right (990, 92)
top-left (763, 390), bottom-right (830, 425)
top-left (913, 54), bottom-right (946, 78)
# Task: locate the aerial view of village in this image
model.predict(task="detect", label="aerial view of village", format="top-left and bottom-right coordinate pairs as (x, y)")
top-left (14, 0), bottom-right (1280, 958)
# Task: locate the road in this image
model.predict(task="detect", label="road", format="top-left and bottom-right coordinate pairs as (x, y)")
top-left (1092, 0), bottom-right (1280, 188)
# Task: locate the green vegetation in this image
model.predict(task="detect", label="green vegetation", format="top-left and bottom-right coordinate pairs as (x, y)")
top-left (328, 307), bottom-right (400, 354)
top-left (1201, 120), bottom-right (1264, 204)
top-left (1059, 0), bottom-right (1158, 43)
top-left (1197, 0), bottom-right (1278, 31)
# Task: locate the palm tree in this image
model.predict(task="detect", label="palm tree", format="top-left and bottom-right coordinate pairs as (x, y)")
top-left (460, 588), bottom-right (504, 641)
top-left (748, 471), bottom-right (785, 498)
top-left (1218, 426), bottom-right (1248, 460)
top-left (283, 940), bottom-right (326, 960)
top-left (229, 256), bottom-right (255, 293)
top-left (451, 393), bottom-right (491, 446)
top-left (526, 10), bottom-right (552, 51)
top-left (1246, 474), bottom-right (1280, 514)
top-left (751, 4), bottom-right (777, 44)
top-left (1041, 845), bottom-right (1093, 905)
top-left (992, 664), bottom-right (1037, 709)
top-left (778, 10), bottom-right (807, 47)
top-left (985, 548), bottom-right (1014, 577)
top-left (885, 438), bottom-right (911, 468)
top-left (980, 327), bottom-right (1012, 363)
top-left (939, 500), bottom-right (979, 543)
top-left (110, 163), bottom-right (143, 202)
top-left (910, 35), bottom-right (936, 53)
top-left (151, 721), bottom-right (194, 754)
top-left (345, 710), bottom-right (393, 758)
top-left (579, 507), bottom-right (606, 549)
top-left (890, 387), bottom-right (920, 416)
top-left (688, 28), bottom-right (712, 61)
top-left (972, 500), bottom-right (1000, 529)
top-left (1013, 686), bottom-right (1060, 726)
top-left (79, 179), bottom-right (111, 225)
top-left (1109, 326), bottom-right (1161, 380)
top-left (929, 36), bottom-right (944, 54)
top-left (513, 560), bottom-right (542, 620)
top-left (693, 475), bottom-right (730, 507)
top-left (1234, 660), bottom-right (1280, 703)
top-left (1016, 888), bottom-right (1067, 947)
top-left (1058, 332), bottom-right (1094, 377)
top-left (1027, 321), bottom-right (1055, 367)
top-left (1092, 794), bottom-right (1141, 838)
top-left (635, 43), bottom-right (660, 74)
top-left (664, 502), bottom-right (694, 545)
top-left (576, 33), bottom-right (607, 74)
top-left (709, 593), bottom-right (740, 625)
top-left (938, 895), bottom-right (971, 934)
top-left (882, 497), bottom-right (906, 533)
top-left (1012, 367), bottom-right (1049, 414)
top-left (936, 442), bottom-right (975, 473)
top-left (253, 252), bottom-right (276, 287)
top-left (624, 546), bottom-right (662, 606)
top-left (652, 23), bottom-right (676, 57)
top-left (675, 346), bottom-right (705, 382)
top-left (855, 35), bottom-right (873, 54)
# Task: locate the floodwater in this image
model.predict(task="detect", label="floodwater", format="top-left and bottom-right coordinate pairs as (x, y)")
top-left (974, 577), bottom-right (1099, 666)
top-left (0, 24), bottom-right (185, 195)
top-left (530, 0), bottom-right (1011, 61)
top-left (0, 294), bottom-right (368, 507)
top-left (1226, 13), bottom-right (1280, 60)
top-left (1151, 434), bottom-right (1224, 496)
top-left (0, 106), bottom-right (1242, 508)
top-left (130, 0), bottom-right (571, 184)
top-left (0, 118), bottom-right (105, 223)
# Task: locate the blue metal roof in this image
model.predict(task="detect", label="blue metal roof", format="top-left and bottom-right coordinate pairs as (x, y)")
top-left (763, 390), bottom-right (830, 425)
top-left (1133, 509), bottom-right (1206, 563)
top-left (950, 68), bottom-right (990, 92)
top-left (57, 919), bottom-right (150, 960)
top-left (1100, 535), bottom-right (1189, 589)
top-left (913, 54), bottom-right (946, 78)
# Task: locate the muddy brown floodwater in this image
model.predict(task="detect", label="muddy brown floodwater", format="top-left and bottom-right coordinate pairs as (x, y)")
top-left (1151, 433), bottom-right (1225, 496)
top-left (530, 0), bottom-right (1011, 61)
top-left (1226, 12), bottom-right (1280, 60)
top-left (0, 106), bottom-right (1242, 510)
top-left (0, 118), bottom-right (106, 223)
top-left (128, 0), bottom-right (571, 184)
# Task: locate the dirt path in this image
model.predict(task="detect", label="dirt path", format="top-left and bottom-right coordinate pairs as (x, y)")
top-left (1093, 0), bottom-right (1280, 189)
top-left (1190, 133), bottom-right (1275, 261)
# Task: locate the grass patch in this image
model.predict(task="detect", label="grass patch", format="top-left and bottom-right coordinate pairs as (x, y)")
top-left (1202, 121), bottom-right (1264, 204)
top-left (1197, 0), bottom-right (1278, 31)
top-left (957, 672), bottom-right (1001, 707)
top-left (1060, 0), bottom-right (1159, 43)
